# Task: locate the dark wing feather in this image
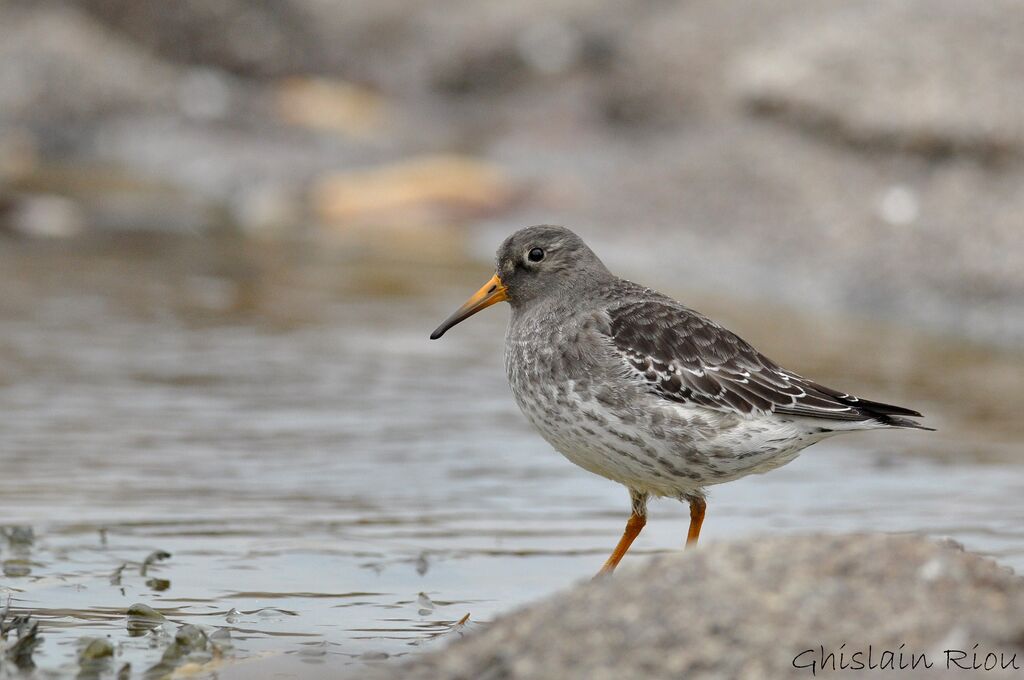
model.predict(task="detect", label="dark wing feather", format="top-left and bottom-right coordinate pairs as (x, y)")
top-left (606, 300), bottom-right (928, 427)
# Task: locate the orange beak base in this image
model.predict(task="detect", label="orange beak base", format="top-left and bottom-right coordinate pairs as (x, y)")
top-left (430, 273), bottom-right (508, 339)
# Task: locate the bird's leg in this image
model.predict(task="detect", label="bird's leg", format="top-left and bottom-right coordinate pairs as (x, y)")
top-left (594, 490), bottom-right (648, 579)
top-left (685, 496), bottom-right (706, 548)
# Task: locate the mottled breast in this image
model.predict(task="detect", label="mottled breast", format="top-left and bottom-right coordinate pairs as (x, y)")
top-left (503, 303), bottom-right (838, 496)
top-left (504, 306), bottom-right (707, 495)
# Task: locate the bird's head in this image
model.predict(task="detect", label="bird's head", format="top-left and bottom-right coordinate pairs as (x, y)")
top-left (430, 225), bottom-right (611, 339)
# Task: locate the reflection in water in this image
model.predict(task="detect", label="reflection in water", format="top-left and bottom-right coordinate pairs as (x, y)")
top-left (0, 235), bottom-right (1021, 676)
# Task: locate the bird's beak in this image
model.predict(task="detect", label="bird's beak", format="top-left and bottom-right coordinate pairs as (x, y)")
top-left (430, 273), bottom-right (508, 339)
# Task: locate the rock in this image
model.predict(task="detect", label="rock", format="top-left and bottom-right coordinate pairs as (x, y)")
top-left (1, 559), bottom-right (32, 578)
top-left (144, 624), bottom-right (213, 677)
top-left (732, 0), bottom-right (1024, 160)
top-left (373, 535), bottom-right (1024, 680)
top-left (489, 112), bottom-right (1024, 346)
top-left (125, 603), bottom-right (166, 634)
top-left (273, 78), bottom-right (389, 139)
top-left (0, 193), bottom-right (85, 238)
top-left (78, 637), bottom-right (114, 661)
top-left (125, 603), bottom-right (165, 620)
top-left (172, 624), bottom-right (208, 653)
top-left (0, 3), bottom-right (180, 126)
top-left (597, 0), bottom-right (823, 124)
top-left (3, 0), bottom-right (1023, 346)
top-left (311, 154), bottom-right (518, 229)
top-left (66, 0), bottom-right (622, 94)
top-left (68, 0), bottom-right (336, 78)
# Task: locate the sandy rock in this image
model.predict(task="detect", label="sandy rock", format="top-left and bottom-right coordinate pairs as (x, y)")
top-left (6, 0), bottom-right (1024, 345)
top-left (597, 0), bottom-right (826, 124)
top-left (0, 3), bottom-right (179, 125)
top-left (68, 0), bottom-right (336, 78)
top-left (373, 534), bottom-right (1024, 680)
top-left (312, 154), bottom-right (518, 229)
top-left (273, 78), bottom-right (389, 138)
top-left (68, 0), bottom-right (624, 95)
top-left (0, 193), bottom-right (85, 238)
top-left (732, 0), bottom-right (1024, 160)
top-left (488, 112), bottom-right (1024, 345)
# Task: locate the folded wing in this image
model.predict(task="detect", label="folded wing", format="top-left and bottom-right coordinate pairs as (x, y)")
top-left (605, 299), bottom-right (928, 428)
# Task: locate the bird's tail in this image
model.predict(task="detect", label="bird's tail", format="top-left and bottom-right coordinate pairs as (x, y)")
top-left (813, 384), bottom-right (935, 431)
top-left (875, 414), bottom-right (935, 431)
top-left (854, 397), bottom-right (935, 431)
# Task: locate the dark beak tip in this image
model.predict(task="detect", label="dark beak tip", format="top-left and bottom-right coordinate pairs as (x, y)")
top-left (429, 328), bottom-right (444, 340)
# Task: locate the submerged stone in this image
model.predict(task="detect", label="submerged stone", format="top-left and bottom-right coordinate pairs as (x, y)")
top-left (78, 636), bottom-right (115, 661)
top-left (125, 603), bottom-right (165, 621)
top-left (125, 603), bottom-right (166, 634)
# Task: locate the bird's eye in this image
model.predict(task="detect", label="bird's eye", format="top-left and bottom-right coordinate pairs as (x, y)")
top-left (528, 247), bottom-right (545, 262)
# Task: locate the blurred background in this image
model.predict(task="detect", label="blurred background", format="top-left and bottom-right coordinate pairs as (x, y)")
top-left (1, 0), bottom-right (1023, 677)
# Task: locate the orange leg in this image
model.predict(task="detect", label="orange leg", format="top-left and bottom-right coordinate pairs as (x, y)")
top-left (594, 490), bottom-right (648, 578)
top-left (594, 512), bottom-right (645, 578)
top-left (686, 497), bottom-right (706, 548)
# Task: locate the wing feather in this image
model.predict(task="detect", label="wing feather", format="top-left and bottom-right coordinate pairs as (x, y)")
top-left (604, 300), bottom-right (924, 425)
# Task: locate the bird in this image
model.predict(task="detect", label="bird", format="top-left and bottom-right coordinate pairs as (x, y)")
top-left (430, 225), bottom-right (932, 577)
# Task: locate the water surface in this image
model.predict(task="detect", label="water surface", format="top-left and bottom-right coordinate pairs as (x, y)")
top-left (0, 235), bottom-right (1021, 677)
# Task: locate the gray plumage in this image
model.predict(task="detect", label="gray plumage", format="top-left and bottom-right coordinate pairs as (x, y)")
top-left (434, 225), bottom-right (931, 549)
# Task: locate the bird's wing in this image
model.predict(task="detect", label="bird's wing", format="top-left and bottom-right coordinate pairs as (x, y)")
top-left (603, 299), bottom-right (920, 423)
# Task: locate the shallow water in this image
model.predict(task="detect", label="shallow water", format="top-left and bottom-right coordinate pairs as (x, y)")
top-left (0, 235), bottom-right (1022, 678)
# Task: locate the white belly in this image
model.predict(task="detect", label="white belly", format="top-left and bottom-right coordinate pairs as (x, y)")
top-left (510, 375), bottom-right (838, 498)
